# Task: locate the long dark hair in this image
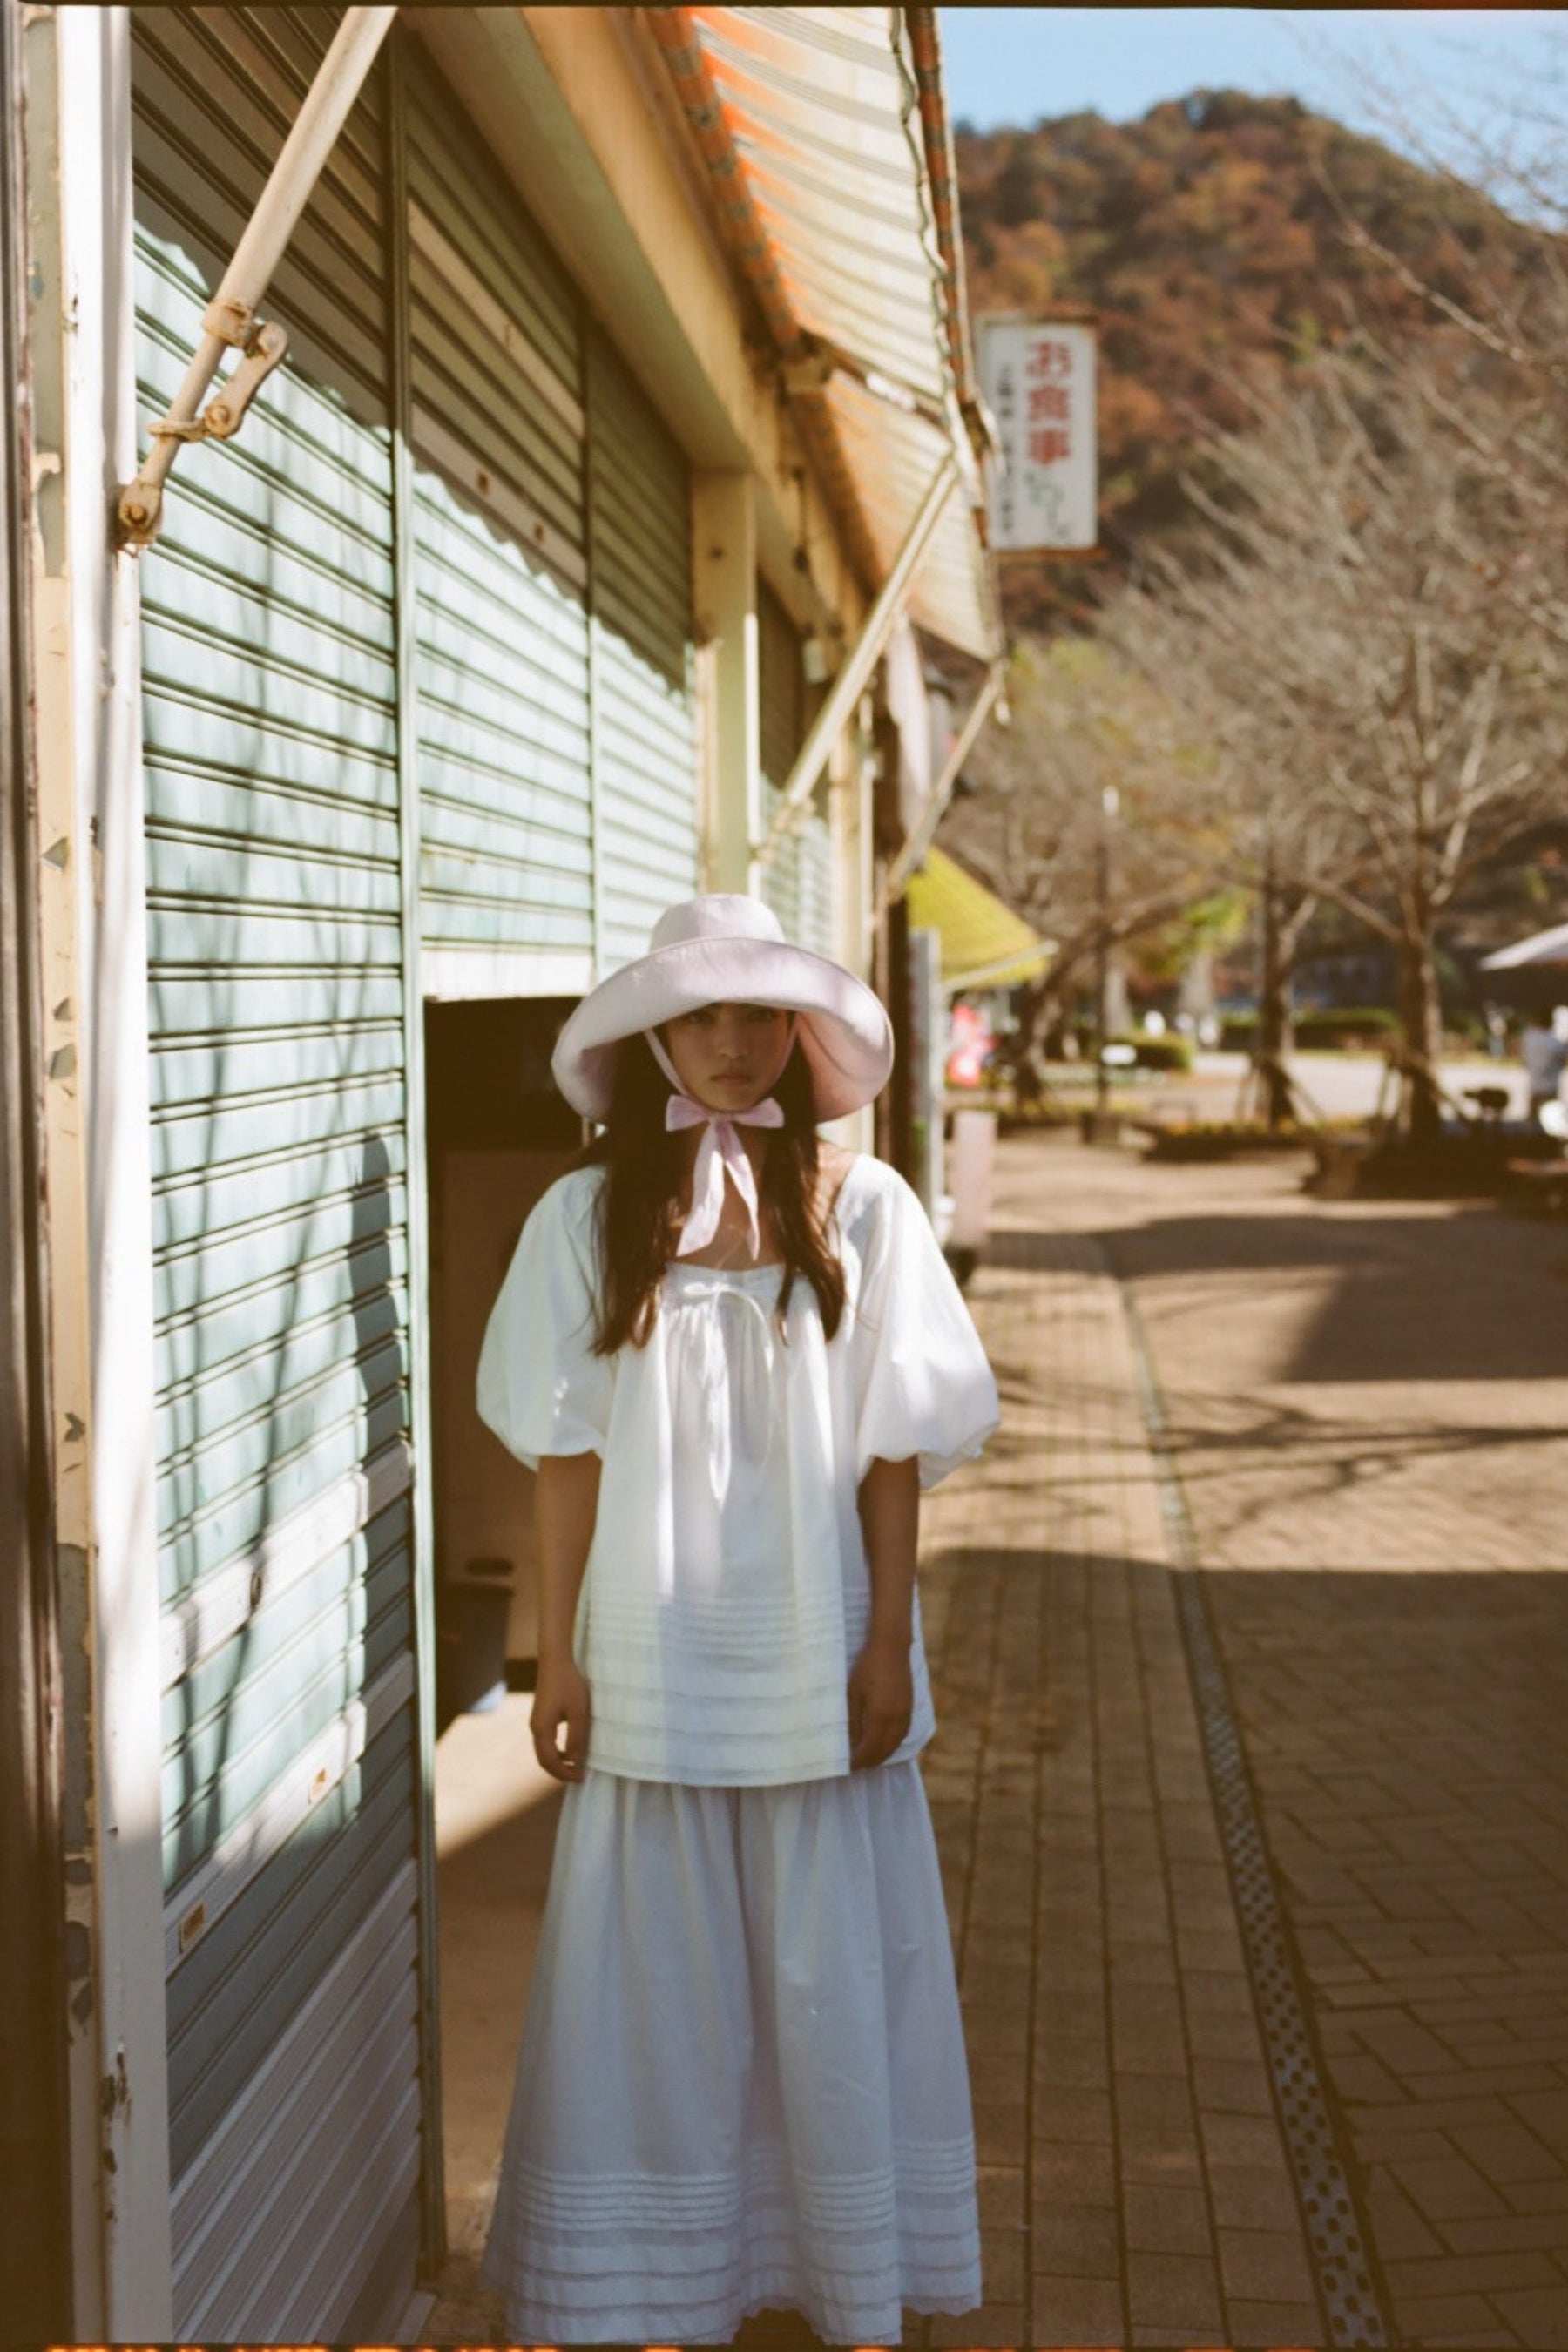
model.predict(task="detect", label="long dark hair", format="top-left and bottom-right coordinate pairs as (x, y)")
top-left (582, 1029), bottom-right (847, 1353)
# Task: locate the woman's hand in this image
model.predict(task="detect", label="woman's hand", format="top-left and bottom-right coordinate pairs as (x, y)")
top-left (848, 1630), bottom-right (913, 1770)
top-left (531, 1656), bottom-right (591, 1781)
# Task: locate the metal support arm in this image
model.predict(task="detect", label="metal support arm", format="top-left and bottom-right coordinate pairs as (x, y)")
top-left (116, 5), bottom-right (397, 549)
top-left (754, 454), bottom-right (958, 872)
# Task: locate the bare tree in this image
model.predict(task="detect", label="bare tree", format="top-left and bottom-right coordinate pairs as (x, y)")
top-left (1102, 562), bottom-right (1364, 1127)
top-left (1104, 351), bottom-right (1568, 1139)
top-left (942, 634), bottom-right (1235, 1098)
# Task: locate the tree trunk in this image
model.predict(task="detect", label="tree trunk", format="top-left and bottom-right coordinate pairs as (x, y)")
top-left (1396, 931), bottom-right (1444, 1144)
top-left (998, 972), bottom-right (1054, 1110)
top-left (1254, 875), bottom-right (1297, 1131)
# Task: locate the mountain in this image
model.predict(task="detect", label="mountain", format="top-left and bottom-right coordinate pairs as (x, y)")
top-left (956, 91), bottom-right (1540, 631)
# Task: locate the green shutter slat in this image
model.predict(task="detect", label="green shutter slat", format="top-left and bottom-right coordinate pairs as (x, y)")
top-left (163, 1587), bottom-right (415, 1892)
top-left (155, 1177), bottom-right (409, 1323)
top-left (150, 1071), bottom-right (407, 1184)
top-left (159, 1365), bottom-right (410, 1607)
top-left (405, 56), bottom-right (595, 961)
top-left (165, 1538), bottom-right (406, 1794)
top-left (145, 771), bottom-right (401, 868)
top-left (587, 331), bottom-right (699, 970)
top-left (406, 80), bottom-right (578, 392)
top-left (166, 1725), bottom-right (416, 2179)
top-left (133, 12), bottom-right (422, 2324)
top-left (152, 1134), bottom-right (409, 1258)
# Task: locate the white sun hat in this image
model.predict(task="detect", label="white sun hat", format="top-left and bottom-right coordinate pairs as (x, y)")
top-left (551, 895), bottom-right (894, 1122)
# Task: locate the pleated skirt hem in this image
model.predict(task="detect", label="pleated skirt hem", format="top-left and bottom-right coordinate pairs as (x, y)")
top-left (480, 1761), bottom-right (982, 2344)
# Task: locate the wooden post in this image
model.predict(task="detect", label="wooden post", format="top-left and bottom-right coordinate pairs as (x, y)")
top-left (692, 472), bottom-right (759, 896)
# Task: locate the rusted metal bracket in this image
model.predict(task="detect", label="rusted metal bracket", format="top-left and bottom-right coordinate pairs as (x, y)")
top-left (119, 308), bottom-right (289, 547)
top-left (113, 4), bottom-right (395, 552)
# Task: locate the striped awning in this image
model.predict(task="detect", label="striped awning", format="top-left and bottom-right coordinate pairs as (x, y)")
top-left (649, 6), bottom-right (1000, 664)
top-left (906, 847), bottom-right (1050, 994)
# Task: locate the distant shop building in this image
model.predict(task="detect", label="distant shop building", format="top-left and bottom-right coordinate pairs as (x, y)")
top-left (2, 4), bottom-right (999, 2339)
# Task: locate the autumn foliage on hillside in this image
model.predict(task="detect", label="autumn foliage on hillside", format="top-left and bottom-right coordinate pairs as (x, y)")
top-left (956, 91), bottom-right (1541, 630)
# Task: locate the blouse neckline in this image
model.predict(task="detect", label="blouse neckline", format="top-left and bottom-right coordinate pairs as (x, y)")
top-left (660, 1155), bottom-right (869, 1290)
top-left (666, 1256), bottom-right (785, 1288)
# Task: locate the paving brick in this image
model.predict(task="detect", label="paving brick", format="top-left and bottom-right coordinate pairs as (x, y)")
top-left (1384, 2248), bottom-right (1562, 2297)
top-left (1028, 2200), bottom-right (1120, 2279)
top-left (1376, 2290), bottom-right (1515, 2335)
top-left (1028, 2273), bottom-right (1125, 2348)
top-left (1363, 2175), bottom-right (1445, 2260)
top-left (1121, 2180), bottom-right (1212, 2255)
top-left (1394, 2154), bottom-right (1514, 2222)
top-left (1459, 2119), bottom-right (1567, 2183)
top-left (975, 2166), bottom-right (1024, 2231)
top-left (1031, 2138), bottom-right (1117, 2212)
top-left (977, 2223), bottom-right (1026, 2301)
top-left (1204, 2159), bottom-right (1305, 2235)
top-left (1221, 2296), bottom-right (1325, 2343)
top-left (1213, 2223), bottom-right (1319, 2304)
top-left (1190, 2052), bottom-right (1279, 2118)
top-left (927, 2298), bottom-right (1025, 2347)
top-left (1489, 2285), bottom-right (1568, 2343)
top-left (1125, 2247), bottom-right (1226, 2334)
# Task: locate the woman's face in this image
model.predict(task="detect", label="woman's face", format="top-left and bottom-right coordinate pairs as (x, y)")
top-left (662, 1002), bottom-right (794, 1113)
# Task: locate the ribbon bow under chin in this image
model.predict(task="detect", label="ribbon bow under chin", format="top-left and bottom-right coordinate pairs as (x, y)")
top-left (664, 1092), bottom-right (784, 1259)
top-left (645, 1026), bottom-right (785, 1260)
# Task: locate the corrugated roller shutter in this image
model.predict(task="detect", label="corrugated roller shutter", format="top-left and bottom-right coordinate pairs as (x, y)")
top-left (405, 60), bottom-right (593, 971)
top-left (132, 10), bottom-right (424, 2337)
top-left (587, 329), bottom-right (699, 970)
top-left (759, 579), bottom-right (835, 953)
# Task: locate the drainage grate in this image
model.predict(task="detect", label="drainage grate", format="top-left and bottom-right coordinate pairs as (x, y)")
top-left (1115, 1271), bottom-right (1392, 2351)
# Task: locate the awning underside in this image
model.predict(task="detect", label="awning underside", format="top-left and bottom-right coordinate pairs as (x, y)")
top-left (675, 5), bottom-right (999, 663)
top-left (906, 847), bottom-right (1049, 994)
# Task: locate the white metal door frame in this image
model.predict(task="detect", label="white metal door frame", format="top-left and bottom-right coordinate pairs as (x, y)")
top-left (24, 6), bottom-right (173, 2332)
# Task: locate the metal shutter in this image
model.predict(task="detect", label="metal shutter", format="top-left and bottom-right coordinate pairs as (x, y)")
top-left (405, 58), bottom-right (594, 974)
top-left (759, 578), bottom-right (834, 952)
top-left (132, 11), bottom-right (425, 2337)
top-left (587, 329), bottom-right (699, 970)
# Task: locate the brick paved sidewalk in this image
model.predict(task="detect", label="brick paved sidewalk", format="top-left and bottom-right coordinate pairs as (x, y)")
top-left (915, 1202), bottom-right (1319, 2349)
top-left (1081, 1138), bottom-right (1568, 2349)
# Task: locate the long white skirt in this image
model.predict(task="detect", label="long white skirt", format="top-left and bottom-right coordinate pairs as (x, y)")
top-left (480, 1759), bottom-right (981, 2345)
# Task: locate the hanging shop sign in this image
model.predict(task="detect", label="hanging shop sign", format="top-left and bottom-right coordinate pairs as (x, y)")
top-left (977, 313), bottom-right (1098, 555)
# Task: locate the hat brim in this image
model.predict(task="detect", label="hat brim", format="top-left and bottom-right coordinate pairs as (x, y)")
top-left (551, 935), bottom-right (894, 1120)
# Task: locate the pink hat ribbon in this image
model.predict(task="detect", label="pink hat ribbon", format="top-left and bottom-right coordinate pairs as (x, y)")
top-left (645, 1029), bottom-right (787, 1260)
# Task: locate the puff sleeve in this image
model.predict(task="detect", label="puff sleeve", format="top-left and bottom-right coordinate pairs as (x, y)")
top-left (476, 1173), bottom-right (615, 1471)
top-left (853, 1168), bottom-right (1000, 1489)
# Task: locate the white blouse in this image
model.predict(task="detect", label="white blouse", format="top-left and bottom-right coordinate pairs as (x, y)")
top-left (476, 1152), bottom-right (999, 1786)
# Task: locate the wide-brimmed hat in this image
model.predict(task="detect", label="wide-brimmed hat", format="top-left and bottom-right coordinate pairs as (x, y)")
top-left (551, 895), bottom-right (894, 1121)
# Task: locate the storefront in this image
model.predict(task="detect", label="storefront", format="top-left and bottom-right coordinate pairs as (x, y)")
top-left (10, 6), bottom-right (1000, 2336)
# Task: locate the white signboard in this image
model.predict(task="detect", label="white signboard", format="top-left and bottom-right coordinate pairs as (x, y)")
top-left (977, 316), bottom-right (1098, 554)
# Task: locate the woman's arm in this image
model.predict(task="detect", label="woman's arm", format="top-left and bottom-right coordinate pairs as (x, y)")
top-left (531, 1451), bottom-right (600, 1781)
top-left (848, 1452), bottom-right (920, 1769)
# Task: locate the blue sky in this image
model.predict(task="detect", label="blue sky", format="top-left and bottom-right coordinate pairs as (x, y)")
top-left (939, 10), bottom-right (1565, 180)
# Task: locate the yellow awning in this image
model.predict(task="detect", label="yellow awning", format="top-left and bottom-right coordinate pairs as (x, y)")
top-left (905, 848), bottom-right (1050, 993)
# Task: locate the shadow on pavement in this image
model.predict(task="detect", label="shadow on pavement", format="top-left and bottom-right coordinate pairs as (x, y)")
top-left (1102, 1208), bottom-right (1568, 1384)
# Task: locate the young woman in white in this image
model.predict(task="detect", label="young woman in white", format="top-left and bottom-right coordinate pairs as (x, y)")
top-left (476, 894), bottom-right (999, 2346)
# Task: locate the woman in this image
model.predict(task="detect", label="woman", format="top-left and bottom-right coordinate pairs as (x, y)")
top-left (476, 893), bottom-right (999, 2345)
